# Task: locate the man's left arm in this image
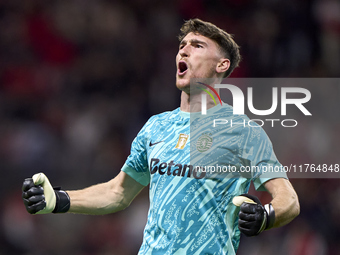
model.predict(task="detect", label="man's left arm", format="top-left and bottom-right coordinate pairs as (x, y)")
top-left (236, 126), bottom-right (300, 235)
top-left (263, 177), bottom-right (300, 228)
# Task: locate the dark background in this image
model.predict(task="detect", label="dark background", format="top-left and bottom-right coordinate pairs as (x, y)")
top-left (1, 0), bottom-right (340, 254)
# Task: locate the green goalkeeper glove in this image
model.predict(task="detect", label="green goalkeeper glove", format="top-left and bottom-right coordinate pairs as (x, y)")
top-left (232, 193), bottom-right (275, 236)
top-left (22, 173), bottom-right (70, 214)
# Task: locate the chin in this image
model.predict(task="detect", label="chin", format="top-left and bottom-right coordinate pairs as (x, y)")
top-left (176, 78), bottom-right (190, 91)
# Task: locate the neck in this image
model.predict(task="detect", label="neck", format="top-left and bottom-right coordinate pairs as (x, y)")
top-left (178, 77), bottom-right (223, 113)
top-left (180, 91), bottom-right (216, 113)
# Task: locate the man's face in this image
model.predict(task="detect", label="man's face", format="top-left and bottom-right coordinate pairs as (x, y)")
top-left (176, 32), bottom-right (224, 92)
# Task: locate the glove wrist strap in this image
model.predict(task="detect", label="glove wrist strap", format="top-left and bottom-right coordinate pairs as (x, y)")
top-left (52, 189), bottom-right (70, 213)
top-left (264, 203), bottom-right (275, 229)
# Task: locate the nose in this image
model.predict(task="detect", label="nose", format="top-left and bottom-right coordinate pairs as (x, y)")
top-left (179, 45), bottom-right (189, 58)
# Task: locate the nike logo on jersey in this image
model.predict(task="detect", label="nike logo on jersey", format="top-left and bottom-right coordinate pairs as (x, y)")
top-left (149, 141), bottom-right (164, 147)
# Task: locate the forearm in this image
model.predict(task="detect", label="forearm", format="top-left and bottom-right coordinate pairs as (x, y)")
top-left (67, 179), bottom-right (127, 215)
top-left (67, 171), bottom-right (144, 215)
top-left (265, 178), bottom-right (300, 228)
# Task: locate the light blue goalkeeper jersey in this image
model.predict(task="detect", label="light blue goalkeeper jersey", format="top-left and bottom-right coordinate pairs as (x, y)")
top-left (122, 103), bottom-right (287, 255)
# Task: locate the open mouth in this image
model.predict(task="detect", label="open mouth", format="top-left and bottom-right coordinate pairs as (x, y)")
top-left (178, 61), bottom-right (188, 75)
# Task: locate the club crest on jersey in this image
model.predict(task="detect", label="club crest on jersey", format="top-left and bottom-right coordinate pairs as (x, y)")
top-left (175, 134), bottom-right (189, 149)
top-left (196, 133), bottom-right (213, 152)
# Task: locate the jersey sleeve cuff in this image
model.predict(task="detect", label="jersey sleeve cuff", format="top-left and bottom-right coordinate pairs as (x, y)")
top-left (253, 176), bottom-right (288, 191)
top-left (121, 163), bottom-right (150, 186)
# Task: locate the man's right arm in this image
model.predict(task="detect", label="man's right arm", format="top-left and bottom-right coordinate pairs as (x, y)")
top-left (23, 117), bottom-right (152, 215)
top-left (67, 171), bottom-right (145, 215)
top-left (22, 171), bottom-right (145, 215)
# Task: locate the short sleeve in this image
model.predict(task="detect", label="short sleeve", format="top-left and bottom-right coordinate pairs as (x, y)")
top-left (239, 125), bottom-right (287, 191)
top-left (121, 119), bottom-right (152, 186)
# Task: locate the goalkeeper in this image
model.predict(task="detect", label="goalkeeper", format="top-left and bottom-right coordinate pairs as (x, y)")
top-left (22, 19), bottom-right (299, 254)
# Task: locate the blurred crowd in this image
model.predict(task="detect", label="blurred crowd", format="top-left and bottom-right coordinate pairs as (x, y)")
top-left (0, 0), bottom-right (340, 254)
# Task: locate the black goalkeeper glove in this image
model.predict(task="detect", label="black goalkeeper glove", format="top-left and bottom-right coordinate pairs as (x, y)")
top-left (232, 193), bottom-right (275, 237)
top-left (22, 173), bottom-right (70, 214)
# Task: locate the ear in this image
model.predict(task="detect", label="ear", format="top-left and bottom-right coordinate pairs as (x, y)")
top-left (216, 58), bottom-right (230, 75)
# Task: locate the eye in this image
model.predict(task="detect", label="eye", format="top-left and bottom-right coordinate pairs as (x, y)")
top-left (195, 44), bottom-right (203, 48)
top-left (179, 44), bottom-right (185, 50)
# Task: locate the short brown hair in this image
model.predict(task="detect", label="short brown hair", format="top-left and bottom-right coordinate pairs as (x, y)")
top-left (178, 19), bottom-right (241, 78)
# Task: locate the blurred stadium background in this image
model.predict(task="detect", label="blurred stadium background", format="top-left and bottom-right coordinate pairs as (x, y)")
top-left (1, 0), bottom-right (340, 254)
